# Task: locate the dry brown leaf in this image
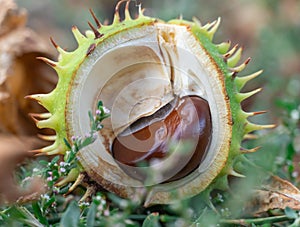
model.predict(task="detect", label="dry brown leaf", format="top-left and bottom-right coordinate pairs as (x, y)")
top-left (0, 0), bottom-right (55, 204)
top-left (0, 0), bottom-right (26, 36)
top-left (0, 135), bottom-right (46, 204)
top-left (0, 0), bottom-right (56, 136)
top-left (245, 175), bottom-right (300, 215)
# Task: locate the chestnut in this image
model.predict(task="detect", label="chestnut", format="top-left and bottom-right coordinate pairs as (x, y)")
top-left (112, 96), bottom-right (212, 183)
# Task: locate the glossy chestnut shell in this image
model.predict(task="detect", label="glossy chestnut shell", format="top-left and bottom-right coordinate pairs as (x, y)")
top-left (112, 95), bottom-right (212, 183)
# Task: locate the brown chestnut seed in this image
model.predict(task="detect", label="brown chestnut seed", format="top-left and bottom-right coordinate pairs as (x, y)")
top-left (112, 96), bottom-right (212, 183)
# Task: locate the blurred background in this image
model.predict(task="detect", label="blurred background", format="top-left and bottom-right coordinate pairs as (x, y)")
top-left (15, 0), bottom-right (300, 178)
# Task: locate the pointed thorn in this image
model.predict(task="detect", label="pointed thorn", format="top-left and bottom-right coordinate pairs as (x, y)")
top-left (125, 0), bottom-right (132, 20)
top-left (29, 114), bottom-right (39, 124)
top-left (227, 47), bottom-right (243, 67)
top-left (80, 185), bottom-right (97, 202)
top-left (262, 124), bottom-right (276, 129)
top-left (56, 169), bottom-right (79, 188)
top-left (89, 9), bottom-right (102, 28)
top-left (245, 122), bottom-right (276, 134)
top-left (86, 43), bottom-right (96, 56)
top-left (50, 40), bottom-right (66, 54)
top-left (29, 149), bottom-right (43, 154)
top-left (208, 17), bottom-right (221, 39)
top-left (38, 143), bottom-right (60, 154)
top-left (26, 94), bottom-right (48, 105)
top-left (45, 149), bottom-right (63, 156)
top-left (245, 57), bottom-right (251, 64)
top-left (230, 57), bottom-right (251, 73)
top-left (202, 21), bottom-right (213, 30)
top-left (72, 26), bottom-right (86, 43)
top-left (67, 173), bottom-right (85, 194)
top-left (35, 117), bottom-right (55, 130)
top-left (50, 37), bottom-right (58, 49)
top-left (137, 2), bottom-right (143, 17)
top-left (192, 17), bottom-right (202, 26)
top-left (223, 44), bottom-right (239, 58)
top-left (25, 95), bottom-right (34, 100)
top-left (240, 146), bottom-right (261, 154)
top-left (223, 53), bottom-right (231, 58)
top-left (115, 0), bottom-right (127, 12)
top-left (245, 70), bottom-right (263, 80)
top-left (25, 94), bottom-right (40, 102)
top-left (113, 13), bottom-right (121, 24)
top-left (235, 70), bottom-right (263, 91)
top-left (217, 40), bottom-right (231, 54)
top-left (236, 88), bottom-right (262, 102)
top-left (88, 21), bottom-right (103, 39)
top-left (36, 57), bottom-right (57, 67)
top-left (29, 112), bottom-right (52, 119)
top-left (35, 152), bottom-right (48, 157)
top-left (30, 149), bottom-right (48, 156)
top-left (229, 169), bottom-right (245, 178)
top-left (248, 110), bottom-right (268, 116)
top-left (209, 19), bottom-right (219, 28)
top-left (114, 0), bottom-right (127, 23)
top-left (230, 71), bottom-right (238, 80)
top-left (126, 0), bottom-right (131, 9)
top-left (38, 134), bottom-right (57, 141)
top-left (243, 134), bottom-right (258, 140)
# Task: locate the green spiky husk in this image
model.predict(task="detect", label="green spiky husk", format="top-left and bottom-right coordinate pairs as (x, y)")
top-left (30, 3), bottom-right (273, 205)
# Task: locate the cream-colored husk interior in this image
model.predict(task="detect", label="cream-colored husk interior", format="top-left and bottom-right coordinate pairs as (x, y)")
top-left (67, 23), bottom-right (231, 202)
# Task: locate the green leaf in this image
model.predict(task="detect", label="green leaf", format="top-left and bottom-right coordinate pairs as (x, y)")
top-left (66, 150), bottom-right (76, 163)
top-left (39, 160), bottom-right (49, 166)
top-left (60, 201), bottom-right (80, 227)
top-left (52, 169), bottom-right (60, 179)
top-left (99, 114), bottom-right (110, 122)
top-left (60, 184), bottom-right (71, 194)
top-left (286, 142), bottom-right (296, 161)
top-left (44, 196), bottom-right (56, 210)
top-left (51, 156), bottom-right (60, 165)
top-left (142, 213), bottom-right (161, 227)
top-left (32, 202), bottom-right (49, 226)
top-left (5, 206), bottom-right (44, 227)
top-left (285, 207), bottom-right (298, 219)
top-left (86, 202), bottom-right (97, 227)
top-left (80, 136), bottom-right (96, 149)
top-left (88, 111), bottom-right (96, 131)
top-left (64, 138), bottom-right (72, 150)
top-left (97, 100), bottom-right (103, 109)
